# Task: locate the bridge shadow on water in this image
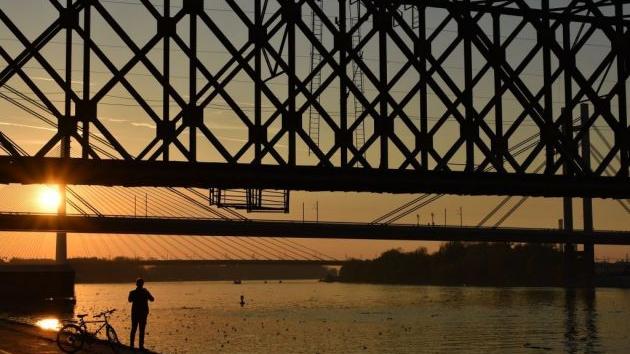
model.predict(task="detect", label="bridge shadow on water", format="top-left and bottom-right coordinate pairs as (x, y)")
top-left (475, 286), bottom-right (601, 353)
top-left (564, 288), bottom-right (598, 354)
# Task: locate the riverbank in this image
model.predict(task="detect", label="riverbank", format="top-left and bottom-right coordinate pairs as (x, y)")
top-left (2, 259), bottom-right (331, 284)
top-left (0, 319), bottom-right (148, 354)
top-left (336, 243), bottom-right (606, 287)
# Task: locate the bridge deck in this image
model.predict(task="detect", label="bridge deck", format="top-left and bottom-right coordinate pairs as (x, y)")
top-left (1, 213), bottom-right (629, 245)
top-left (0, 157), bottom-right (629, 198)
top-left (131, 259), bottom-right (345, 266)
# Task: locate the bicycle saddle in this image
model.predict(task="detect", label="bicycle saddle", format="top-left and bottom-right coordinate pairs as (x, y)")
top-left (77, 314), bottom-right (88, 318)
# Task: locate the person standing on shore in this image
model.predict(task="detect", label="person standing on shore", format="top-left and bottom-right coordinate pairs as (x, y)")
top-left (128, 277), bottom-right (155, 351)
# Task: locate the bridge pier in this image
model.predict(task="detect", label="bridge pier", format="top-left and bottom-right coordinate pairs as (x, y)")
top-left (56, 1), bottom-right (72, 265)
top-left (562, 107), bottom-right (576, 287)
top-left (55, 232), bottom-right (67, 264)
top-left (56, 184), bottom-right (67, 264)
top-left (563, 104), bottom-right (595, 288)
top-left (562, 210), bottom-right (576, 287)
top-left (581, 104), bottom-right (595, 286)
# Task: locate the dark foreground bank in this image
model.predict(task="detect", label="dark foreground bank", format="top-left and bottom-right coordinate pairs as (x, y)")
top-left (335, 242), bottom-right (630, 287)
top-left (0, 319), bottom-right (149, 354)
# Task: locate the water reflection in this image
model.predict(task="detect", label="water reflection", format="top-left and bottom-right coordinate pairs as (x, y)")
top-left (35, 318), bottom-right (61, 331)
top-left (584, 290), bottom-right (598, 353)
top-left (564, 288), bottom-right (599, 353)
top-left (0, 282), bottom-right (625, 353)
top-left (0, 299), bottom-right (73, 333)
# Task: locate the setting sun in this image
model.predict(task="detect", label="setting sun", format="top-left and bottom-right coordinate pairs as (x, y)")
top-left (38, 186), bottom-right (61, 211)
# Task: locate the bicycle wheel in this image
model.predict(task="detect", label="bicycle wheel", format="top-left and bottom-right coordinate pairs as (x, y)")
top-left (106, 324), bottom-right (121, 353)
top-left (56, 324), bottom-right (84, 353)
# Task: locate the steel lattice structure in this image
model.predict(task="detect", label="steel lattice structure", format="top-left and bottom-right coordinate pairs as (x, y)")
top-left (1, 0), bottom-right (629, 198)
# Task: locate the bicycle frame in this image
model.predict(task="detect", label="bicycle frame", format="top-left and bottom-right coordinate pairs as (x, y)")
top-left (67, 315), bottom-right (112, 339)
top-left (82, 320), bottom-right (108, 337)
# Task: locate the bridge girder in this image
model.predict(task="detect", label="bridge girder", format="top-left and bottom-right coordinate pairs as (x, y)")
top-left (0, 156), bottom-right (629, 198)
top-left (0, 213), bottom-right (629, 245)
top-left (0, 0), bottom-right (629, 197)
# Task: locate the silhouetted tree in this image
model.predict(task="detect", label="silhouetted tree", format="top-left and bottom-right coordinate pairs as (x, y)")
top-left (339, 242), bottom-right (568, 286)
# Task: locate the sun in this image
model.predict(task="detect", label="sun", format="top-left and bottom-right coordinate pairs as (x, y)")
top-left (38, 186), bottom-right (61, 211)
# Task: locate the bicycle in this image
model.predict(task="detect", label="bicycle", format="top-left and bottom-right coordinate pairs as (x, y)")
top-left (56, 309), bottom-right (121, 353)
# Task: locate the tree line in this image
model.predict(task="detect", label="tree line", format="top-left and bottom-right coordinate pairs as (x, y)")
top-left (338, 242), bottom-right (581, 286)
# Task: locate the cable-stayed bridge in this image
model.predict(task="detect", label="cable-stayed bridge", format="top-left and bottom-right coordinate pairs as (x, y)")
top-left (0, 0), bottom-right (630, 272)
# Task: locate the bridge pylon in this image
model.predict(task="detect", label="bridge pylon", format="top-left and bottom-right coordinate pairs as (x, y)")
top-left (55, 8), bottom-right (72, 264)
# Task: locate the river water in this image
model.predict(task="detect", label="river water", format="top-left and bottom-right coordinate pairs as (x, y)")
top-left (7, 281), bottom-right (630, 353)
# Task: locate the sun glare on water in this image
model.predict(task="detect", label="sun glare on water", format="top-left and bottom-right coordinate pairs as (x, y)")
top-left (36, 318), bottom-right (61, 331)
top-left (38, 186), bottom-right (61, 211)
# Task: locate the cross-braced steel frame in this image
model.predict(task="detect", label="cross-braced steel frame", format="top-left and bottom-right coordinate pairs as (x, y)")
top-left (0, 0), bottom-right (629, 198)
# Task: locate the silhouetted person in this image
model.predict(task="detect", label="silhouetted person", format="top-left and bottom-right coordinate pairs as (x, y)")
top-left (128, 278), bottom-right (154, 351)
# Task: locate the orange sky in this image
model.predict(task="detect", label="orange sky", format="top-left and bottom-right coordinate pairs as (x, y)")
top-left (0, 185), bottom-right (628, 261)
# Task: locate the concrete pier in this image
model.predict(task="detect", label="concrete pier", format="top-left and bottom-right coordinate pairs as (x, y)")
top-left (0, 265), bottom-right (74, 307)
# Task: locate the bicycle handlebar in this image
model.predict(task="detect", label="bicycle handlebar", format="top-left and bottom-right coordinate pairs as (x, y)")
top-left (93, 309), bottom-right (116, 318)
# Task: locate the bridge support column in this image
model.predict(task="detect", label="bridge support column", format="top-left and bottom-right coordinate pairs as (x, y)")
top-left (56, 0), bottom-right (72, 265)
top-left (562, 107), bottom-right (575, 286)
top-left (56, 184), bottom-right (67, 264)
top-left (581, 104), bottom-right (594, 286)
top-left (56, 232), bottom-right (67, 263)
top-left (563, 198), bottom-right (576, 287)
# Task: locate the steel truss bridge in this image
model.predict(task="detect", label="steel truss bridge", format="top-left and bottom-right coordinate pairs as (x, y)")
top-left (1, 0), bottom-right (630, 264)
